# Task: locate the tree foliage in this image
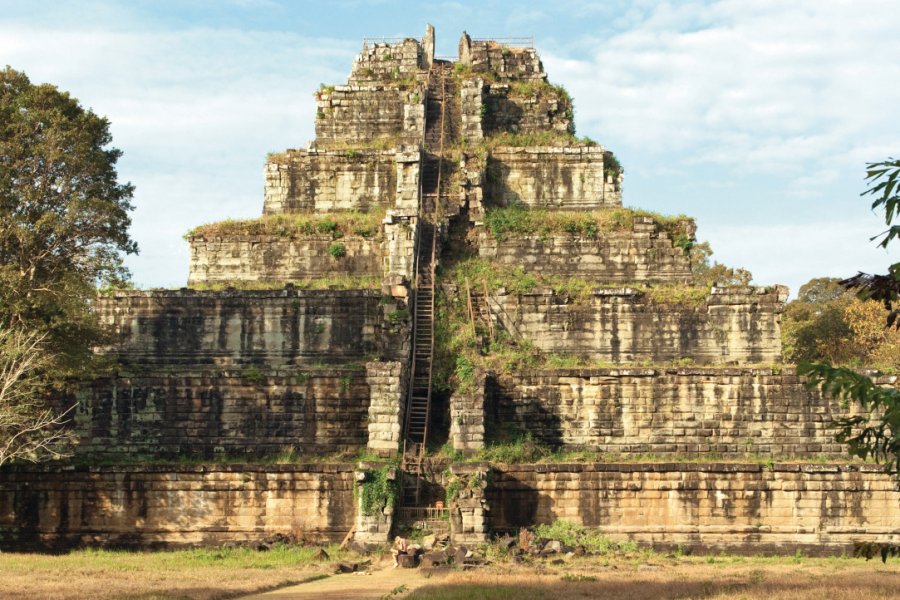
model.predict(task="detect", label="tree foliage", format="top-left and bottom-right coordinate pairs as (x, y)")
top-left (783, 277), bottom-right (900, 371)
top-left (688, 241), bottom-right (752, 287)
top-left (0, 66), bottom-right (137, 376)
top-left (799, 157), bottom-right (900, 474)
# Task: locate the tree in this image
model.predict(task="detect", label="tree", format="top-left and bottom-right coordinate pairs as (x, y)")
top-left (783, 277), bottom-right (900, 370)
top-left (0, 325), bottom-right (73, 466)
top-left (799, 158), bottom-right (900, 474)
top-left (0, 66), bottom-right (137, 376)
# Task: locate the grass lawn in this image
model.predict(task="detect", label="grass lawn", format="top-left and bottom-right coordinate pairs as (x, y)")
top-left (0, 544), bottom-right (363, 600)
top-left (2, 546), bottom-right (899, 600)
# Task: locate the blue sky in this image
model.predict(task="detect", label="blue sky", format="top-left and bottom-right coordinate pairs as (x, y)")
top-left (2, 0), bottom-right (898, 295)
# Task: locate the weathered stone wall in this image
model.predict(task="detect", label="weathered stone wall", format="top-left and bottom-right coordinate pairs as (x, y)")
top-left (263, 149), bottom-right (397, 214)
top-left (72, 369), bottom-right (371, 460)
top-left (487, 463), bottom-right (900, 554)
top-left (488, 368), bottom-right (897, 455)
top-left (96, 289), bottom-right (389, 366)
top-left (315, 86), bottom-right (423, 147)
top-left (459, 37), bottom-right (545, 80)
top-left (450, 372), bottom-right (487, 454)
top-left (485, 147), bottom-right (620, 209)
top-left (478, 218), bottom-right (693, 284)
top-left (187, 236), bottom-right (383, 284)
top-left (350, 39), bottom-right (424, 83)
top-left (0, 465), bottom-right (355, 551)
top-left (366, 361), bottom-right (407, 456)
top-left (483, 86), bottom-right (572, 136)
top-left (492, 286), bottom-right (786, 365)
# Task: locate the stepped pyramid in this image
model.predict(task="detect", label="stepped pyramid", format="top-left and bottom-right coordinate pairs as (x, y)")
top-left (4, 26), bottom-right (898, 555)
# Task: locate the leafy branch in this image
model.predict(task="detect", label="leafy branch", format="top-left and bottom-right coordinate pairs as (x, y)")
top-left (798, 361), bottom-right (900, 474)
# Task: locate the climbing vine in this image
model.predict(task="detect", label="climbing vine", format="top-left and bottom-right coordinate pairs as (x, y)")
top-left (358, 466), bottom-right (398, 516)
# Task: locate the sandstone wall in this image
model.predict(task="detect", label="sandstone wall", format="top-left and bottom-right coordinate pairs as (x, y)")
top-left (488, 368), bottom-right (896, 455)
top-left (263, 149), bottom-right (397, 214)
top-left (187, 236), bottom-right (382, 284)
top-left (492, 286), bottom-right (785, 365)
top-left (315, 86), bottom-right (423, 147)
top-left (96, 290), bottom-right (390, 366)
top-left (484, 87), bottom-right (572, 136)
top-left (485, 147), bottom-right (620, 209)
top-left (72, 368), bottom-right (372, 460)
top-left (478, 218), bottom-right (693, 284)
top-left (0, 465), bottom-right (355, 551)
top-left (459, 38), bottom-right (545, 80)
top-left (350, 39), bottom-right (424, 83)
top-left (487, 463), bottom-right (900, 554)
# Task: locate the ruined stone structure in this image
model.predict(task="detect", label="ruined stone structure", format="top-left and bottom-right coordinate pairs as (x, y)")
top-left (1, 26), bottom-right (898, 554)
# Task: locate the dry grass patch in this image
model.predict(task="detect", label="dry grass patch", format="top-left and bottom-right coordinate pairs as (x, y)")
top-left (407, 558), bottom-right (900, 600)
top-left (0, 545), bottom-right (360, 600)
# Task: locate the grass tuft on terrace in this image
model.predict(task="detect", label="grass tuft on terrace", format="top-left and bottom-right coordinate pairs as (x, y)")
top-left (185, 210), bottom-right (384, 240)
top-left (482, 206), bottom-right (694, 245)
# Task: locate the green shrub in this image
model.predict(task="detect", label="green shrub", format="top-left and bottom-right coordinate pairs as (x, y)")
top-left (358, 466), bottom-right (397, 516)
top-left (328, 242), bottom-right (347, 258)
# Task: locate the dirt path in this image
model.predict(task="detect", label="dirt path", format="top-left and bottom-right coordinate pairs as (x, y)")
top-left (241, 566), bottom-right (429, 600)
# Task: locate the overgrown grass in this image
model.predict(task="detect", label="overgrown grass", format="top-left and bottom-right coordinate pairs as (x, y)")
top-left (432, 257), bottom-right (717, 394)
top-left (189, 275), bottom-right (382, 291)
top-left (533, 521), bottom-right (638, 554)
top-left (483, 130), bottom-right (587, 148)
top-left (482, 207), bottom-right (694, 246)
top-left (185, 210), bottom-right (384, 240)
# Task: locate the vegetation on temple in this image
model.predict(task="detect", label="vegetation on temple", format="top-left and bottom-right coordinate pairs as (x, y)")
top-left (482, 206), bottom-right (693, 245)
top-left (185, 210), bottom-right (385, 240)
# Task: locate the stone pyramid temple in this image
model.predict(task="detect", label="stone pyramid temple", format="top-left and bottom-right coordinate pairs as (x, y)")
top-left (2, 26), bottom-right (898, 554)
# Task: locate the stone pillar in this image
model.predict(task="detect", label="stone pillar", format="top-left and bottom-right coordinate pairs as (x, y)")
top-left (448, 464), bottom-right (491, 544)
top-left (395, 146), bottom-right (421, 213)
top-left (458, 31), bottom-right (472, 65)
top-left (423, 24), bottom-right (435, 68)
top-left (353, 464), bottom-right (397, 544)
top-left (366, 361), bottom-right (406, 457)
top-left (460, 79), bottom-right (485, 144)
top-left (450, 371), bottom-right (486, 454)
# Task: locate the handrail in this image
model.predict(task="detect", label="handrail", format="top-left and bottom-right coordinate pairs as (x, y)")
top-left (363, 36), bottom-right (411, 45)
top-left (418, 65), bottom-right (446, 461)
top-left (471, 36), bottom-right (534, 48)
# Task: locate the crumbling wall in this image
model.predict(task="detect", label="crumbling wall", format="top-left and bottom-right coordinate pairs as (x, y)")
top-left (349, 39), bottom-right (424, 83)
top-left (187, 236), bottom-right (383, 284)
top-left (71, 369), bottom-right (371, 460)
top-left (478, 218), bottom-right (693, 284)
top-left (96, 290), bottom-right (388, 366)
top-left (263, 149), bottom-right (397, 214)
top-left (488, 367), bottom-right (895, 455)
top-left (315, 86), bottom-right (424, 147)
top-left (459, 37), bottom-right (545, 80)
top-left (485, 147), bottom-right (620, 209)
top-left (487, 463), bottom-right (900, 554)
top-left (0, 465), bottom-right (356, 551)
top-left (492, 286), bottom-right (786, 365)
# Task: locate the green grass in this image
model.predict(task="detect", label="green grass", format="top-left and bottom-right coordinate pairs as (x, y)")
top-left (188, 275), bottom-right (382, 291)
top-left (186, 210), bottom-right (384, 240)
top-left (482, 207), bottom-right (694, 246)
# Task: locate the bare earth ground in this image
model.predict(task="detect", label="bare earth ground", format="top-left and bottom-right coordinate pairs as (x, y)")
top-left (2, 549), bottom-right (899, 600)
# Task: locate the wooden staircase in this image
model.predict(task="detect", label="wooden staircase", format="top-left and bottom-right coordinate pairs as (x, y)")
top-left (398, 62), bottom-right (454, 514)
